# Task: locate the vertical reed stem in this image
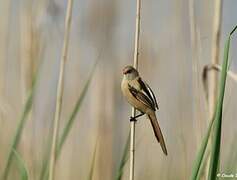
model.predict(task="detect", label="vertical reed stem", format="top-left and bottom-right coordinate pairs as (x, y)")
top-left (130, 0), bottom-right (141, 180)
top-left (48, 0), bottom-right (74, 180)
top-left (206, 0), bottom-right (223, 178)
top-left (209, 0), bottom-right (223, 121)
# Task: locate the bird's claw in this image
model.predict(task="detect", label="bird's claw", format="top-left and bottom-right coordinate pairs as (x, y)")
top-left (130, 116), bottom-right (137, 122)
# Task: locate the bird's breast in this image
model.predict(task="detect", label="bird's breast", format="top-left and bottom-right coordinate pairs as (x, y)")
top-left (121, 78), bottom-right (147, 113)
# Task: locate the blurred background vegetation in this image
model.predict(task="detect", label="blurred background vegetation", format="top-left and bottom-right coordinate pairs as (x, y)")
top-left (0, 0), bottom-right (237, 179)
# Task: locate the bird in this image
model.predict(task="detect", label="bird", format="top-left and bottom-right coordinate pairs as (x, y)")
top-left (121, 65), bottom-right (167, 155)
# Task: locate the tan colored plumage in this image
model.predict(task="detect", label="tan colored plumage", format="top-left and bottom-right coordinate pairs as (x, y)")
top-left (147, 111), bottom-right (167, 155)
top-left (121, 65), bottom-right (168, 155)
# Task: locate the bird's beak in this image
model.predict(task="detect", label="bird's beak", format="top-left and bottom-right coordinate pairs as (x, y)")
top-left (123, 69), bottom-right (127, 74)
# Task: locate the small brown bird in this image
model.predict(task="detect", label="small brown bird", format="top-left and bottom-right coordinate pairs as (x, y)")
top-left (121, 65), bottom-right (167, 155)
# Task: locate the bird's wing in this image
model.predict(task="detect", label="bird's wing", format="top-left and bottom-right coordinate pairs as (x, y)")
top-left (137, 78), bottom-right (159, 110)
top-left (128, 83), bottom-right (155, 111)
top-left (144, 81), bottom-right (159, 109)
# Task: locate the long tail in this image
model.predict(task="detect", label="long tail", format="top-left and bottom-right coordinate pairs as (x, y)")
top-left (147, 112), bottom-right (168, 155)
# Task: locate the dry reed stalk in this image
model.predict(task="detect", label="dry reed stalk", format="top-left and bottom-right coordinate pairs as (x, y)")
top-left (130, 0), bottom-right (141, 179)
top-left (48, 0), bottom-right (74, 180)
top-left (205, 0), bottom-right (223, 178)
top-left (209, 0), bottom-right (223, 119)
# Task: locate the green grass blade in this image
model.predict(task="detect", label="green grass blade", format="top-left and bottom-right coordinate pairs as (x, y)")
top-left (12, 149), bottom-right (29, 180)
top-left (196, 146), bottom-right (211, 180)
top-left (0, 61), bottom-right (40, 180)
top-left (190, 117), bottom-right (214, 180)
top-left (56, 62), bottom-right (98, 155)
top-left (39, 62), bottom-right (97, 180)
top-left (191, 25), bottom-right (237, 180)
top-left (39, 141), bottom-right (52, 180)
top-left (1, 88), bottom-right (34, 180)
top-left (87, 139), bottom-right (98, 180)
top-left (208, 26), bottom-right (236, 179)
top-left (115, 132), bottom-right (130, 180)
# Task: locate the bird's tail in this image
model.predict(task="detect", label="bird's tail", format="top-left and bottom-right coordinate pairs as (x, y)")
top-left (147, 111), bottom-right (168, 155)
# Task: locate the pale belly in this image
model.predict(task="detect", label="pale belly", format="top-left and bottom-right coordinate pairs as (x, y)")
top-left (121, 78), bottom-right (147, 113)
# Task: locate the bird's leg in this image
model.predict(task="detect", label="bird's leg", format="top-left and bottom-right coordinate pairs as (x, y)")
top-left (130, 112), bottom-right (145, 122)
top-left (134, 112), bottom-right (145, 119)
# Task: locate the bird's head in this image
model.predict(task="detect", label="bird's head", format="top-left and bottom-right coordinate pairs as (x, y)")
top-left (123, 65), bottom-right (139, 80)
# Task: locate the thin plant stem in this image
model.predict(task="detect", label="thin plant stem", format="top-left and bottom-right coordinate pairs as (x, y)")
top-left (209, 0), bottom-right (223, 116)
top-left (205, 0), bottom-right (223, 179)
top-left (130, 0), bottom-right (141, 180)
top-left (48, 0), bottom-right (74, 180)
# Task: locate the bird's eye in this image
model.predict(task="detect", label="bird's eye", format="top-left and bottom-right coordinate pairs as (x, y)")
top-left (127, 69), bottom-right (132, 73)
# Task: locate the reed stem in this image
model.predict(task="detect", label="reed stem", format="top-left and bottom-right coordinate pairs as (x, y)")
top-left (130, 0), bottom-right (141, 179)
top-left (205, 0), bottom-right (223, 178)
top-left (48, 0), bottom-right (74, 180)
